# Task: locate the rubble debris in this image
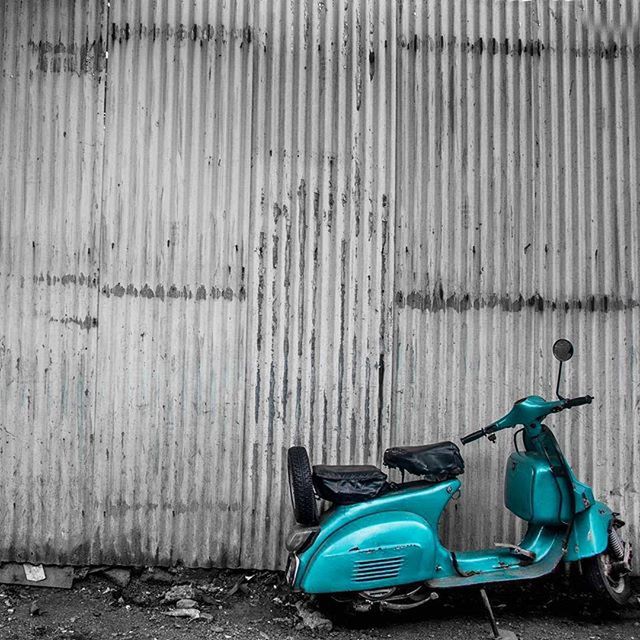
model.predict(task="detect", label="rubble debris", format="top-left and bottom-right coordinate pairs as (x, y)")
top-left (162, 584), bottom-right (197, 603)
top-left (163, 608), bottom-right (213, 622)
top-left (163, 607), bottom-right (200, 620)
top-left (73, 567), bottom-right (91, 580)
top-left (175, 598), bottom-right (198, 609)
top-left (102, 568), bottom-right (131, 588)
top-left (226, 573), bottom-right (255, 597)
top-left (294, 601), bottom-right (333, 632)
top-left (23, 564), bottom-right (46, 582)
top-left (140, 567), bottom-right (175, 584)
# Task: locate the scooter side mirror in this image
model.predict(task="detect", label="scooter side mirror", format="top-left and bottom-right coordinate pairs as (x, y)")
top-left (553, 338), bottom-right (574, 400)
top-left (552, 338), bottom-right (574, 362)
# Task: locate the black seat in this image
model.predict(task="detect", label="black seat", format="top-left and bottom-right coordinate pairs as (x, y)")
top-left (383, 441), bottom-right (464, 482)
top-left (312, 465), bottom-right (388, 505)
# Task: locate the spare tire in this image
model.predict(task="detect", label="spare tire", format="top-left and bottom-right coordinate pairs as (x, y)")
top-left (287, 446), bottom-right (318, 526)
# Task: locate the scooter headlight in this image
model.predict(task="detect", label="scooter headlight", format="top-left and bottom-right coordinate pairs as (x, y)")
top-left (285, 525), bottom-right (319, 552)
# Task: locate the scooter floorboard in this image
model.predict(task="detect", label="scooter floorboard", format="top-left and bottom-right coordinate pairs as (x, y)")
top-left (426, 536), bottom-right (565, 589)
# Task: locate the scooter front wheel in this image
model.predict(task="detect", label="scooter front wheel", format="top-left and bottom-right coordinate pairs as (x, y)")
top-left (583, 551), bottom-right (631, 607)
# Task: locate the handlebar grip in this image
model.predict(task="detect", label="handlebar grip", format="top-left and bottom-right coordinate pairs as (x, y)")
top-left (460, 429), bottom-right (486, 445)
top-left (565, 395), bottom-right (593, 408)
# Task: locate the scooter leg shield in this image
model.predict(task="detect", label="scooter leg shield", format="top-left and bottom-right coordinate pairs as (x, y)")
top-left (565, 501), bottom-right (613, 561)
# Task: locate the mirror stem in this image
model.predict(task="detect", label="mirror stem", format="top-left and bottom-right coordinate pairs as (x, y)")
top-left (556, 361), bottom-right (565, 400)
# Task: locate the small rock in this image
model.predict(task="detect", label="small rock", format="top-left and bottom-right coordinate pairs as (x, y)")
top-left (163, 585), bottom-right (197, 603)
top-left (164, 608), bottom-right (200, 619)
top-left (163, 608), bottom-right (209, 620)
top-left (175, 598), bottom-right (198, 609)
top-left (294, 601), bottom-right (333, 632)
top-left (29, 601), bottom-right (40, 616)
top-left (103, 568), bottom-right (131, 589)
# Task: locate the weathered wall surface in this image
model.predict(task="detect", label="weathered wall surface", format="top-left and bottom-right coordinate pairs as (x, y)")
top-left (393, 0), bottom-right (640, 555)
top-left (0, 0), bottom-right (106, 564)
top-left (0, 0), bottom-right (638, 569)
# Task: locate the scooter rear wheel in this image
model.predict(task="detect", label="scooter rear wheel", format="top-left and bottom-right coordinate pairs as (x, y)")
top-left (288, 446), bottom-right (318, 526)
top-left (583, 551), bottom-right (631, 607)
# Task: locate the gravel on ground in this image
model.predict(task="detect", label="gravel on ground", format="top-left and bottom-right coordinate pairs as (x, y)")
top-left (0, 566), bottom-right (637, 640)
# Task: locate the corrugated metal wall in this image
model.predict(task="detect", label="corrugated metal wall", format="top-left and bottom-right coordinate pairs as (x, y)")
top-left (1, 0), bottom-right (638, 570)
top-left (0, 0), bottom-right (106, 564)
top-left (393, 0), bottom-right (640, 553)
top-left (392, 2), bottom-right (640, 547)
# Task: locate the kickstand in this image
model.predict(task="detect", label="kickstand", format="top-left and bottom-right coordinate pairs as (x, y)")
top-left (479, 589), bottom-right (517, 640)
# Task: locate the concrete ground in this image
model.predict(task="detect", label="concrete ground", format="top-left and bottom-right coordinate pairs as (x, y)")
top-left (0, 567), bottom-right (637, 640)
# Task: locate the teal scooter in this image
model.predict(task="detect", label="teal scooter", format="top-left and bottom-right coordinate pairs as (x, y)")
top-left (285, 340), bottom-right (633, 629)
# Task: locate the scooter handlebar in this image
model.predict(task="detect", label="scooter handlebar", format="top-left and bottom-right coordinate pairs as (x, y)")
top-left (563, 395), bottom-right (593, 409)
top-left (462, 395), bottom-right (593, 445)
top-left (460, 424), bottom-right (498, 446)
top-left (460, 429), bottom-right (485, 445)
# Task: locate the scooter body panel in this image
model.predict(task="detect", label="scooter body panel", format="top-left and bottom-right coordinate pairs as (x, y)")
top-left (428, 523), bottom-right (567, 588)
top-left (299, 512), bottom-right (437, 592)
top-left (505, 452), bottom-right (573, 524)
top-left (565, 501), bottom-right (612, 561)
top-left (295, 479), bottom-right (459, 593)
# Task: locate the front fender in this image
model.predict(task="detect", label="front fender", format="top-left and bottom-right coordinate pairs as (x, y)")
top-left (565, 501), bottom-right (612, 561)
top-left (298, 511), bottom-right (437, 593)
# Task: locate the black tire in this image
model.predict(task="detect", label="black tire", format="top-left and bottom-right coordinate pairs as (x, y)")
top-left (288, 446), bottom-right (318, 526)
top-left (583, 551), bottom-right (632, 607)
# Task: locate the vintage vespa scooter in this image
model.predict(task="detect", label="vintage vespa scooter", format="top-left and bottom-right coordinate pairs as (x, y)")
top-left (285, 340), bottom-right (633, 629)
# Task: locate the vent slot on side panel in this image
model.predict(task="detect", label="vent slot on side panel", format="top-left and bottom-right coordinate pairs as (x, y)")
top-left (353, 556), bottom-right (404, 582)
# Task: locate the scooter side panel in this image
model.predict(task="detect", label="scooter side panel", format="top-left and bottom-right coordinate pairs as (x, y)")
top-left (295, 479), bottom-right (460, 593)
top-left (299, 511), bottom-right (437, 593)
top-left (565, 501), bottom-right (612, 561)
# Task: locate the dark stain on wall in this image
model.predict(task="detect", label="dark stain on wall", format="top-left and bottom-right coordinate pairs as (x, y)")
top-left (395, 290), bottom-right (638, 313)
top-left (28, 39), bottom-right (106, 74)
top-left (32, 272), bottom-right (244, 303)
top-left (49, 315), bottom-right (98, 330)
top-left (398, 34), bottom-right (640, 59)
top-left (110, 22), bottom-right (254, 47)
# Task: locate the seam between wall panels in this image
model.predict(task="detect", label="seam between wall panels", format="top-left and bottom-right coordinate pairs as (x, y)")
top-left (91, 0), bottom-right (110, 562)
